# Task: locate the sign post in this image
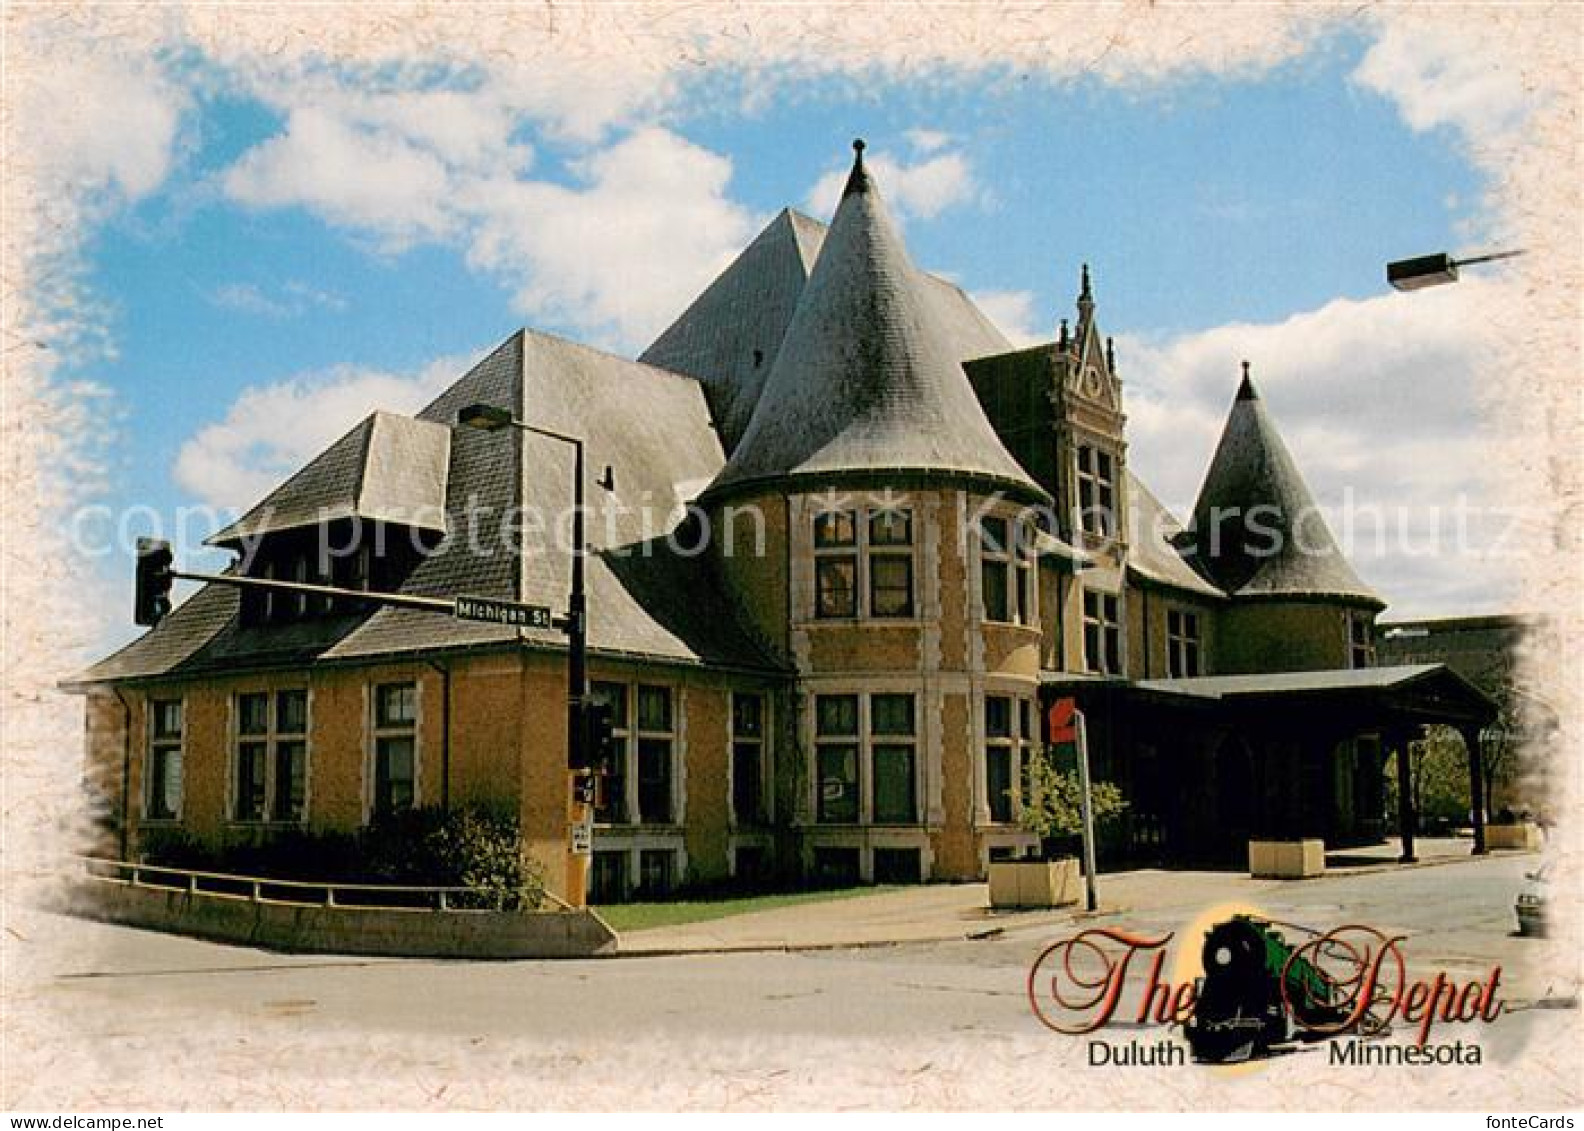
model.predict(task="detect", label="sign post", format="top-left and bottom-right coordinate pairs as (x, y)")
top-left (1074, 709), bottom-right (1100, 913)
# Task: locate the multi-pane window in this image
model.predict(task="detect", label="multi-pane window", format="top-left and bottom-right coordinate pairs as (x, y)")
top-left (635, 685), bottom-right (675, 824)
top-left (588, 682), bottom-right (678, 826)
top-left (867, 509), bottom-right (914, 617)
top-left (234, 689), bottom-right (308, 822)
top-left (984, 696), bottom-right (1035, 825)
top-left (1350, 614), bottom-right (1376, 669)
top-left (591, 681), bottom-right (629, 824)
top-left (731, 693), bottom-right (768, 826)
top-left (371, 682), bottom-right (416, 817)
top-left (1075, 444), bottom-right (1118, 538)
top-left (814, 510), bottom-right (859, 618)
top-left (984, 696), bottom-right (1016, 824)
top-left (812, 506), bottom-right (915, 619)
top-left (815, 695), bottom-right (860, 823)
top-left (870, 693), bottom-right (917, 824)
top-left (1167, 609), bottom-right (1202, 678)
top-left (1082, 590), bottom-right (1123, 675)
top-left (978, 515), bottom-right (1036, 625)
top-left (638, 849), bottom-right (675, 897)
top-left (145, 699), bottom-right (183, 821)
top-left (814, 692), bottom-right (918, 825)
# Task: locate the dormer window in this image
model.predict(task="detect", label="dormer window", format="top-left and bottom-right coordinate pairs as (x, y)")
top-left (1075, 445), bottom-right (1117, 539)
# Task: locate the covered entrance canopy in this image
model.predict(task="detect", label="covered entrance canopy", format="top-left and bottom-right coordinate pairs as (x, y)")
top-left (1042, 664), bottom-right (1499, 866)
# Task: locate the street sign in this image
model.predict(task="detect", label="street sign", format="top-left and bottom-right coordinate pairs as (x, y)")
top-left (1048, 696), bottom-right (1078, 745)
top-left (454, 595), bottom-right (553, 629)
top-left (570, 816), bottom-right (593, 856)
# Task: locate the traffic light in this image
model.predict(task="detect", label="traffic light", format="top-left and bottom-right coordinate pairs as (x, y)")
top-left (134, 538), bottom-right (174, 627)
top-left (577, 699), bottom-right (617, 771)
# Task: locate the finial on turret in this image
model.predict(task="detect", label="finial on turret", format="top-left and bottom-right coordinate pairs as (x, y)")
top-left (1058, 318), bottom-right (1069, 351)
top-left (842, 138), bottom-right (869, 199)
top-left (1237, 359), bottom-right (1258, 401)
top-left (1080, 262), bottom-right (1093, 303)
top-left (1106, 336), bottom-right (1116, 372)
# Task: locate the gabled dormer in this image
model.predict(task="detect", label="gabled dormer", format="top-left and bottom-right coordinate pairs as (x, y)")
top-left (206, 410), bottom-right (451, 627)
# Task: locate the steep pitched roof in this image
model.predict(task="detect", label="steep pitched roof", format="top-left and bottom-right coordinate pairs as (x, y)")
top-left (640, 207), bottom-right (1012, 457)
top-left (72, 332), bottom-right (780, 685)
top-left (1188, 368), bottom-right (1381, 606)
top-left (701, 144), bottom-right (1044, 505)
top-left (1125, 472), bottom-right (1225, 599)
top-left (209, 411), bottom-right (451, 547)
top-left (328, 331), bottom-right (770, 668)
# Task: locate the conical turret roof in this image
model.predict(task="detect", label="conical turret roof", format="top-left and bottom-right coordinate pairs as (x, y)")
top-left (700, 142), bottom-right (1045, 505)
top-left (1189, 366), bottom-right (1381, 605)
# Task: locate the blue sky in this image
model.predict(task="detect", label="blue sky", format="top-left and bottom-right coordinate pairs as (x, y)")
top-left (19, 8), bottom-right (1539, 653)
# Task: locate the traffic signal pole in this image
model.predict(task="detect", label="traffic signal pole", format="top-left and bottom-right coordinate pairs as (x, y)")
top-left (564, 434), bottom-right (592, 910)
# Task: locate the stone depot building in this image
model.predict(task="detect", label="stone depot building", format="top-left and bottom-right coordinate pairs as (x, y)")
top-left (70, 144), bottom-right (1497, 903)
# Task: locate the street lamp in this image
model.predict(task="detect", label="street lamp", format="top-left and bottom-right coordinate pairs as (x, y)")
top-left (457, 402), bottom-right (593, 908)
top-left (1387, 249), bottom-right (1525, 292)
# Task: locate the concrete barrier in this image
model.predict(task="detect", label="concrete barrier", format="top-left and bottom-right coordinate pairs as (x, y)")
top-left (65, 879), bottom-right (617, 959)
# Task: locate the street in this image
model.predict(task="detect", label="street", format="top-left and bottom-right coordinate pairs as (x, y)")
top-left (6, 851), bottom-right (1580, 1110)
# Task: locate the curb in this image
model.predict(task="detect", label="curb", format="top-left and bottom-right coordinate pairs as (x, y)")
top-left (606, 849), bottom-right (1531, 958)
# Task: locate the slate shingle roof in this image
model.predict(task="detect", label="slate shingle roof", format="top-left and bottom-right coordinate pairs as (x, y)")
top-left (209, 411), bottom-right (451, 547)
top-left (1188, 371), bottom-right (1382, 606)
top-left (73, 332), bottom-right (781, 685)
top-left (701, 147), bottom-right (1045, 506)
top-left (1124, 472), bottom-right (1225, 599)
top-left (641, 207), bottom-right (1012, 458)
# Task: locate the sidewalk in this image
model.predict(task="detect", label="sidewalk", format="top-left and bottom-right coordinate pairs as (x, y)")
top-left (615, 837), bottom-right (1505, 955)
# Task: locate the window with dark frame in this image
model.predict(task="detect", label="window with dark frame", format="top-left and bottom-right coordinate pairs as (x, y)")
top-left (591, 681), bottom-right (629, 824)
top-left (1082, 590), bottom-right (1122, 675)
top-left (1167, 609), bottom-right (1202, 678)
top-left (1350, 614), bottom-right (1376, 669)
top-left (146, 699), bottom-right (183, 821)
top-left (635, 685), bottom-right (674, 824)
top-left (234, 689), bottom-right (309, 822)
top-left (731, 692), bottom-right (767, 826)
top-left (372, 682), bottom-right (416, 817)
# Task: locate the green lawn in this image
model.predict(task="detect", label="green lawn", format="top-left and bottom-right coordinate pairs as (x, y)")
top-left (593, 885), bottom-right (897, 933)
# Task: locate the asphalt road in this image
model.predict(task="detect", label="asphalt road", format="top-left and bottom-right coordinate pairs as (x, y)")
top-left (9, 853), bottom-right (1579, 1110)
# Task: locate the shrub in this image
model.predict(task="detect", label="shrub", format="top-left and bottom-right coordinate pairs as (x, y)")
top-left (1020, 752), bottom-right (1128, 849)
top-left (138, 805), bottom-right (545, 910)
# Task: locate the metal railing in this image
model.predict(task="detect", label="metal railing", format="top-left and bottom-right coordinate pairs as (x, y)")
top-left (77, 856), bottom-right (574, 913)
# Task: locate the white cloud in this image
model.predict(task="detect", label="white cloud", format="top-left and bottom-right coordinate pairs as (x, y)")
top-left (172, 354), bottom-right (473, 510)
top-left (224, 106), bottom-right (459, 245)
top-left (210, 280), bottom-right (347, 319)
top-left (1117, 276), bottom-right (1519, 617)
top-left (460, 127), bottom-right (757, 349)
top-left (13, 48), bottom-right (188, 202)
top-left (805, 148), bottom-right (980, 221)
top-left (1350, 16), bottom-right (1534, 150)
top-left (904, 128), bottom-right (952, 154)
top-left (970, 289), bottom-right (1045, 348)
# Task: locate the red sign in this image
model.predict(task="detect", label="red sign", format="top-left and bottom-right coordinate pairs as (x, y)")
top-left (1048, 696), bottom-right (1077, 745)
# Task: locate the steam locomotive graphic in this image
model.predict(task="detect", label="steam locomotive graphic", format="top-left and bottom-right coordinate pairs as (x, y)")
top-left (1184, 914), bottom-right (1354, 1063)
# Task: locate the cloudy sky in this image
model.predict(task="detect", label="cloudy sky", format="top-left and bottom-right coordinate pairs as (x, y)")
top-left (7, 5), bottom-right (1557, 658)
